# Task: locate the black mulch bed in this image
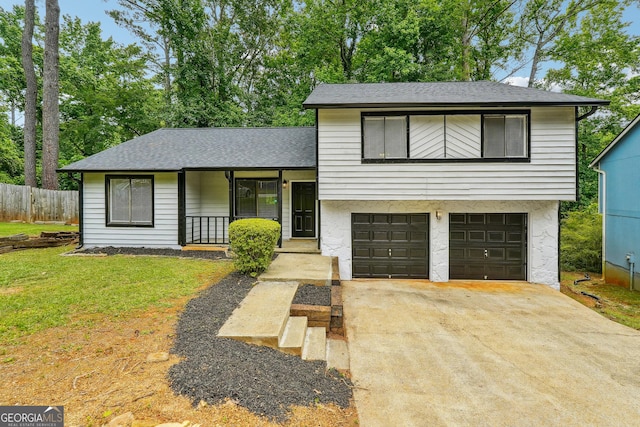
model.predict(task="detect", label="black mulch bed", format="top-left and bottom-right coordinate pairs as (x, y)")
top-left (77, 246), bottom-right (227, 260)
top-left (167, 272), bottom-right (352, 421)
top-left (293, 284), bottom-right (331, 306)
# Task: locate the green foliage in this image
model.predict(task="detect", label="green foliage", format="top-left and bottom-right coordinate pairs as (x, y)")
top-left (0, 245), bottom-right (234, 343)
top-left (560, 205), bottom-right (603, 273)
top-left (228, 218), bottom-right (281, 276)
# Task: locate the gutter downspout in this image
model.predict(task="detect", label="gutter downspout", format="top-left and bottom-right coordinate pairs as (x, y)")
top-left (593, 167), bottom-right (606, 277)
top-left (67, 172), bottom-right (83, 249)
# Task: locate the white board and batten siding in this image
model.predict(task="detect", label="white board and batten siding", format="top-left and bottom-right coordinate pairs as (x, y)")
top-left (318, 107), bottom-right (577, 201)
top-left (82, 172), bottom-right (180, 249)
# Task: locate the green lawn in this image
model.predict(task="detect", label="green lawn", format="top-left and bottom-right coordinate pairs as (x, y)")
top-left (0, 245), bottom-right (234, 344)
top-left (0, 222), bottom-right (78, 237)
top-left (561, 272), bottom-right (640, 330)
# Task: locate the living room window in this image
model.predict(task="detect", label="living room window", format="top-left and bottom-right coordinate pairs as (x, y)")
top-left (483, 114), bottom-right (528, 158)
top-left (235, 179), bottom-right (279, 219)
top-left (106, 175), bottom-right (154, 227)
top-left (363, 115), bottom-right (408, 159)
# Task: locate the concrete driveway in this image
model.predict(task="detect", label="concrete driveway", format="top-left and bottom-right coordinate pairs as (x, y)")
top-left (342, 280), bottom-right (640, 426)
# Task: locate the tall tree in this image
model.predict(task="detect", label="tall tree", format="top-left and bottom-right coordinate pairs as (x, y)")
top-left (21, 0), bottom-right (37, 187)
top-left (518, 0), bottom-right (603, 87)
top-left (58, 17), bottom-right (161, 162)
top-left (42, 0), bottom-right (60, 189)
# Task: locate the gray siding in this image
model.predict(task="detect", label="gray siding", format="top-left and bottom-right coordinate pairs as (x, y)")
top-left (317, 107), bottom-right (576, 201)
top-left (83, 172), bottom-right (180, 248)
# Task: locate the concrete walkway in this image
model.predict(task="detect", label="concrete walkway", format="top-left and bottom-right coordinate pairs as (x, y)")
top-left (343, 280), bottom-right (640, 426)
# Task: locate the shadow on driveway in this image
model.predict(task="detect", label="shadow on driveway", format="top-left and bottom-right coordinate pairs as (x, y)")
top-left (343, 280), bottom-right (640, 426)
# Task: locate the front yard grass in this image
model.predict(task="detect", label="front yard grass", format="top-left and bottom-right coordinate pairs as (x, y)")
top-left (561, 272), bottom-right (640, 330)
top-left (0, 245), bottom-right (234, 344)
top-left (0, 221), bottom-right (78, 237)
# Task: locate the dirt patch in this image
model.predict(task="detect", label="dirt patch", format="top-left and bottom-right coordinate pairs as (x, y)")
top-left (0, 278), bottom-right (357, 426)
top-left (0, 287), bottom-right (22, 295)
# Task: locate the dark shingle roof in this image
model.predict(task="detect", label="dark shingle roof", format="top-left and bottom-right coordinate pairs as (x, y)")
top-left (303, 81), bottom-right (609, 108)
top-left (60, 127), bottom-right (316, 172)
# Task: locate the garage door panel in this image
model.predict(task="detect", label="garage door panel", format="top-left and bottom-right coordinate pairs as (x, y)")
top-left (353, 230), bottom-right (370, 241)
top-left (507, 231), bottom-right (522, 243)
top-left (391, 231), bottom-right (409, 241)
top-left (487, 231), bottom-right (506, 243)
top-left (450, 230), bottom-right (466, 241)
top-left (352, 213), bottom-right (429, 279)
top-left (468, 214), bottom-right (486, 224)
top-left (450, 213), bottom-right (466, 224)
top-left (450, 213), bottom-right (526, 281)
top-left (469, 230), bottom-right (485, 242)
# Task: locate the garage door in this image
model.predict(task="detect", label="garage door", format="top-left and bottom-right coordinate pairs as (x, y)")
top-left (449, 213), bottom-right (527, 280)
top-left (352, 213), bottom-right (429, 278)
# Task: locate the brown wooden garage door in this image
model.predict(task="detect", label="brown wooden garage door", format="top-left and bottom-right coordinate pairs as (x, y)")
top-left (352, 213), bottom-right (429, 279)
top-left (449, 213), bottom-right (527, 280)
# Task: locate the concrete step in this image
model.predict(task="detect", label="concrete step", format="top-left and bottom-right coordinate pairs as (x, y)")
top-left (259, 253), bottom-right (333, 286)
top-left (326, 338), bottom-right (350, 371)
top-left (278, 316), bottom-right (308, 356)
top-left (217, 281), bottom-right (299, 348)
top-left (302, 327), bottom-right (326, 361)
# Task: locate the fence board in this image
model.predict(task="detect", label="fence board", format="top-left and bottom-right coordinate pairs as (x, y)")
top-left (0, 183), bottom-right (78, 224)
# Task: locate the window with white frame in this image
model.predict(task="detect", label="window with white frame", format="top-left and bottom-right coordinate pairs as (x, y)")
top-left (106, 175), bottom-right (154, 226)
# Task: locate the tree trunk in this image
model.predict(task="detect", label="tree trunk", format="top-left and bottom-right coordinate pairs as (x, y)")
top-left (21, 0), bottom-right (38, 188)
top-left (42, 0), bottom-right (60, 190)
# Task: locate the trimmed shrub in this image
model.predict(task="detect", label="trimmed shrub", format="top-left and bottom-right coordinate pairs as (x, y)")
top-left (228, 218), bottom-right (281, 276)
top-left (561, 205), bottom-right (602, 273)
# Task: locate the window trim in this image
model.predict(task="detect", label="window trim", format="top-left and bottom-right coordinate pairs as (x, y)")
top-left (105, 175), bottom-right (155, 228)
top-left (361, 110), bottom-right (531, 163)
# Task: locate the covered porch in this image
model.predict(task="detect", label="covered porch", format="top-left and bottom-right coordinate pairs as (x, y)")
top-left (180, 169), bottom-right (317, 246)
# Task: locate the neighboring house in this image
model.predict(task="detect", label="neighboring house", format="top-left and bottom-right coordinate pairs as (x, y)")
top-left (60, 81), bottom-right (608, 289)
top-left (590, 114), bottom-right (640, 290)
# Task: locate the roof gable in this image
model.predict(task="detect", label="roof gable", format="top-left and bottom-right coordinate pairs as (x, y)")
top-left (590, 114), bottom-right (640, 167)
top-left (60, 127), bottom-right (317, 172)
top-left (303, 81), bottom-right (609, 109)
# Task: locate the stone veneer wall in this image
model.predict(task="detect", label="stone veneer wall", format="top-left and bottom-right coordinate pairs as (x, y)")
top-left (320, 200), bottom-right (560, 289)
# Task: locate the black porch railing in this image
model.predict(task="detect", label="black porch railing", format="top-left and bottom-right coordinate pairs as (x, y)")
top-left (186, 216), bottom-right (230, 244)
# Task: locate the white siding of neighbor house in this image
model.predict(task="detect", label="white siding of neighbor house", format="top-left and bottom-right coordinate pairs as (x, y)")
top-left (320, 199), bottom-right (560, 289)
top-left (318, 107), bottom-right (576, 201)
top-left (82, 172), bottom-right (180, 249)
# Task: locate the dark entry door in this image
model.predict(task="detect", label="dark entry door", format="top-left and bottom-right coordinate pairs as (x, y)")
top-left (449, 213), bottom-right (527, 280)
top-left (352, 213), bottom-right (429, 279)
top-left (292, 182), bottom-right (316, 237)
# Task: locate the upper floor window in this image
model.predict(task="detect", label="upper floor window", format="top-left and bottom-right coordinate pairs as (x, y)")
top-left (106, 175), bottom-right (154, 227)
top-left (362, 111), bottom-right (529, 162)
top-left (363, 115), bottom-right (408, 159)
top-left (483, 114), bottom-right (527, 158)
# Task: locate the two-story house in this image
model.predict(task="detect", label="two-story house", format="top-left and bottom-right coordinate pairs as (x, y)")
top-left (60, 81), bottom-right (608, 289)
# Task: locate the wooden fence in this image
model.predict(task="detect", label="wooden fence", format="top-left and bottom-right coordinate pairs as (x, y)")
top-left (0, 183), bottom-right (79, 224)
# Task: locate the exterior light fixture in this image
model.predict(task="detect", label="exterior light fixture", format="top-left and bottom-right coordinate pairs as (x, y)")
top-left (435, 210), bottom-right (442, 220)
top-left (283, 180), bottom-right (288, 189)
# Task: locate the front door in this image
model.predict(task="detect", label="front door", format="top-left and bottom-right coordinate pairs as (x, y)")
top-left (292, 182), bottom-right (316, 237)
